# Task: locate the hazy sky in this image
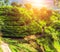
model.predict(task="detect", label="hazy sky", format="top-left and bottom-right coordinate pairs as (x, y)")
top-left (10, 0), bottom-right (53, 4)
top-left (10, 0), bottom-right (55, 8)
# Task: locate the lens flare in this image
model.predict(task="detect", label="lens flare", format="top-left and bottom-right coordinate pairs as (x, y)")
top-left (27, 0), bottom-right (47, 8)
top-left (26, 0), bottom-right (53, 8)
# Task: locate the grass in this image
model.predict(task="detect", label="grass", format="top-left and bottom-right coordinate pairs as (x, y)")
top-left (2, 38), bottom-right (38, 52)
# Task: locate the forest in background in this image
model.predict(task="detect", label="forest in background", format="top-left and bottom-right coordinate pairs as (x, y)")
top-left (0, 0), bottom-right (60, 52)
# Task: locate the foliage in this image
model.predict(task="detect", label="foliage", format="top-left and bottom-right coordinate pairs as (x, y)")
top-left (0, 6), bottom-right (42, 37)
top-left (0, 6), bottom-right (60, 52)
top-left (2, 38), bottom-right (38, 52)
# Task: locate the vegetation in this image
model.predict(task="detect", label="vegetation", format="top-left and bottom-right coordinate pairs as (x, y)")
top-left (0, 1), bottom-right (60, 52)
top-left (0, 46), bottom-right (3, 52)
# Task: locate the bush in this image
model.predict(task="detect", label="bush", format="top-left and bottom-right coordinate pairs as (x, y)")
top-left (0, 6), bottom-right (42, 37)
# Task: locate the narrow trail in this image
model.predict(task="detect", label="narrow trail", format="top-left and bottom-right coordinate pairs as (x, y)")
top-left (1, 42), bottom-right (11, 52)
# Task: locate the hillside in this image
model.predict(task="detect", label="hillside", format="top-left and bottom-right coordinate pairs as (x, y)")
top-left (0, 5), bottom-right (60, 52)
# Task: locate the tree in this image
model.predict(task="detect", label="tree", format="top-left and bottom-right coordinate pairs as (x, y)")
top-left (4, 0), bottom-right (9, 5)
top-left (11, 2), bottom-right (22, 7)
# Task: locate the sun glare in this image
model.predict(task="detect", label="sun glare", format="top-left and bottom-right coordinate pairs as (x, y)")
top-left (30, 0), bottom-right (47, 8)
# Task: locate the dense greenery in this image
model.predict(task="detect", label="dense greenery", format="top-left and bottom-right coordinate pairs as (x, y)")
top-left (0, 6), bottom-right (60, 52)
top-left (0, 6), bottom-right (43, 37)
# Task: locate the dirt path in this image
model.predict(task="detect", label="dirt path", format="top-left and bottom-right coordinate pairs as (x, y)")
top-left (1, 42), bottom-right (11, 52)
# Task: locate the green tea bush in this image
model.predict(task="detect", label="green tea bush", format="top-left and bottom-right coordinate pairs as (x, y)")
top-left (0, 6), bottom-right (42, 37)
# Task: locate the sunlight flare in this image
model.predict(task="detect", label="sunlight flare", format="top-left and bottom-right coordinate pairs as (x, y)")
top-left (28, 0), bottom-right (47, 8)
